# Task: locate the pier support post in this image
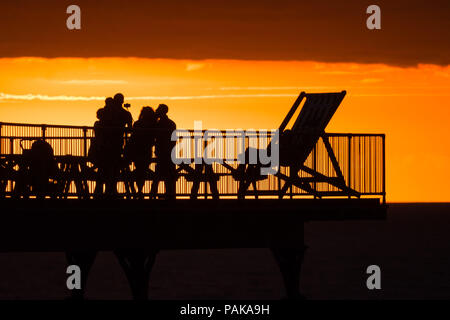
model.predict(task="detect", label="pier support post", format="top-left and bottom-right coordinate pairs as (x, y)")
top-left (114, 249), bottom-right (159, 300)
top-left (65, 250), bottom-right (98, 300)
top-left (271, 223), bottom-right (307, 299)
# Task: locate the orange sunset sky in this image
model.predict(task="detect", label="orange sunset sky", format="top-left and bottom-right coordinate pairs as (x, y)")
top-left (0, 1), bottom-right (449, 202)
top-left (1, 58), bottom-right (449, 202)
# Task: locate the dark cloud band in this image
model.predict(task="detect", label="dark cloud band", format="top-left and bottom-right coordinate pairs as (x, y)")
top-left (0, 0), bottom-right (448, 66)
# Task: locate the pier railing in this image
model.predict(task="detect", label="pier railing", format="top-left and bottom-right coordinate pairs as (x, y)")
top-left (0, 122), bottom-right (385, 202)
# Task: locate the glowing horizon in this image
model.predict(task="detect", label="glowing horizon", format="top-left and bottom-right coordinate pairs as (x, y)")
top-left (0, 57), bottom-right (449, 202)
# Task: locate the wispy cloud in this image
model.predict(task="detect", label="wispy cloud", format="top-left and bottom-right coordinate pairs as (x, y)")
top-left (186, 63), bottom-right (206, 71)
top-left (3, 90), bottom-right (447, 102)
top-left (351, 93), bottom-right (450, 97)
top-left (319, 68), bottom-right (393, 76)
top-left (127, 94), bottom-right (298, 100)
top-left (0, 93), bottom-right (105, 101)
top-left (54, 79), bottom-right (128, 85)
top-left (360, 78), bottom-right (384, 84)
top-left (319, 71), bottom-right (358, 75)
top-left (218, 86), bottom-right (330, 91)
top-left (0, 92), bottom-right (298, 102)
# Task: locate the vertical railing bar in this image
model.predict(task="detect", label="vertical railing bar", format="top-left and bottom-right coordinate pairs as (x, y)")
top-left (382, 134), bottom-right (386, 204)
top-left (9, 137), bottom-right (13, 155)
top-left (203, 133), bottom-right (207, 199)
top-left (347, 134), bottom-right (351, 198)
top-left (83, 126), bottom-right (88, 157)
top-left (0, 123), bottom-right (3, 156)
top-left (9, 137), bottom-right (14, 193)
top-left (41, 124), bottom-right (47, 141)
top-left (313, 139), bottom-right (317, 198)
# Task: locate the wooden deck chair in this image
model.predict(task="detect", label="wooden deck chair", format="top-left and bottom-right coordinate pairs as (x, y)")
top-left (234, 91), bottom-right (359, 199)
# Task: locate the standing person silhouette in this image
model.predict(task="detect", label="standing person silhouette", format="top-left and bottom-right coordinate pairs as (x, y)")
top-left (90, 93), bottom-right (133, 198)
top-left (150, 104), bottom-right (177, 200)
top-left (90, 97), bottom-right (114, 198)
top-left (125, 106), bottom-right (157, 199)
top-left (104, 93), bottom-right (133, 197)
top-left (110, 93), bottom-right (133, 129)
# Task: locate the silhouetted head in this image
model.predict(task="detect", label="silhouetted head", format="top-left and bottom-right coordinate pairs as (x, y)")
top-left (97, 108), bottom-right (105, 120)
top-left (156, 104), bottom-right (169, 116)
top-left (139, 106), bottom-right (155, 121)
top-left (105, 97), bottom-right (114, 108)
top-left (113, 93), bottom-right (124, 106)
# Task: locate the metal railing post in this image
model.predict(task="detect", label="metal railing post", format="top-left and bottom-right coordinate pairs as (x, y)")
top-left (347, 135), bottom-right (352, 198)
top-left (83, 127), bottom-right (88, 157)
top-left (312, 140), bottom-right (317, 199)
top-left (9, 137), bottom-right (13, 155)
top-left (382, 134), bottom-right (386, 204)
top-left (9, 136), bottom-right (13, 194)
top-left (41, 124), bottom-right (47, 141)
top-left (0, 123), bottom-right (2, 155)
top-left (203, 135), bottom-right (207, 199)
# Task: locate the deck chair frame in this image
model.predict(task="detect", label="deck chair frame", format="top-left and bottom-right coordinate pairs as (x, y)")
top-left (235, 91), bottom-right (360, 199)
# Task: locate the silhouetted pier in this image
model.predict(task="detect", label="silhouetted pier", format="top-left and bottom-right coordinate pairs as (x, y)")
top-left (0, 92), bottom-right (387, 299)
top-left (0, 121), bottom-right (386, 299)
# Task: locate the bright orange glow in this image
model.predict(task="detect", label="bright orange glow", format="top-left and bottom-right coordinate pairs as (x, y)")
top-left (0, 58), bottom-right (449, 202)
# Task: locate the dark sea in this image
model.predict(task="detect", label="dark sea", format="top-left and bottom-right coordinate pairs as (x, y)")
top-left (0, 203), bottom-right (449, 300)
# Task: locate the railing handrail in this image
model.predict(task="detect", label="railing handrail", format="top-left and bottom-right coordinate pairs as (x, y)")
top-left (0, 121), bottom-right (385, 137)
top-left (0, 121), bottom-right (90, 130)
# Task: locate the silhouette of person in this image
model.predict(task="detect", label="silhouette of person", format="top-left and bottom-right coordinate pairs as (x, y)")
top-left (189, 163), bottom-right (220, 200)
top-left (90, 97), bottom-right (113, 160)
top-left (90, 94), bottom-right (133, 198)
top-left (90, 97), bottom-right (113, 197)
top-left (110, 93), bottom-right (133, 129)
top-left (150, 104), bottom-right (177, 199)
top-left (18, 139), bottom-right (58, 199)
top-left (125, 106), bottom-right (157, 198)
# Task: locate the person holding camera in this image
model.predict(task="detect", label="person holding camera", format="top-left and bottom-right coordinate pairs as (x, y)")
top-left (92, 93), bottom-right (133, 198)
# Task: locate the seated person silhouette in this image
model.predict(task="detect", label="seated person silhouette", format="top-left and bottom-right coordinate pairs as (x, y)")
top-left (15, 139), bottom-right (59, 199)
top-left (188, 161), bottom-right (220, 200)
top-left (150, 104), bottom-right (177, 200)
top-left (124, 106), bottom-right (157, 199)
